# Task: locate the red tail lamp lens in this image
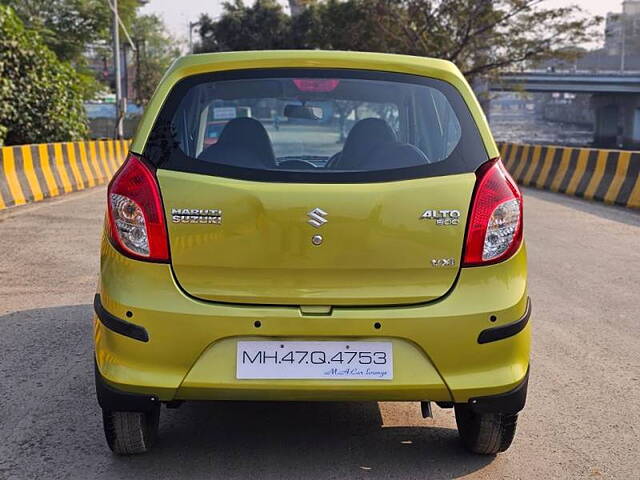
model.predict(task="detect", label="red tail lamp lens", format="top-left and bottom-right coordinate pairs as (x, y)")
top-left (463, 159), bottom-right (523, 266)
top-left (107, 154), bottom-right (169, 262)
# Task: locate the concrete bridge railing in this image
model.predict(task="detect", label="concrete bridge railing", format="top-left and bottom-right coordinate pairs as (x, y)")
top-left (499, 142), bottom-right (640, 209)
top-left (0, 140), bottom-right (130, 210)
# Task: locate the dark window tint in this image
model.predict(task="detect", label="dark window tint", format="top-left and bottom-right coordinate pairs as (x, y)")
top-left (145, 69), bottom-right (487, 183)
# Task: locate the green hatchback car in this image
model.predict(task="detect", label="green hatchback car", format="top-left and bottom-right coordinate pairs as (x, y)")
top-left (94, 50), bottom-right (530, 455)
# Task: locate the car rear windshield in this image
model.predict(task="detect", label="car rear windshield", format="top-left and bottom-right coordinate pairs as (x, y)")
top-left (144, 68), bottom-right (487, 183)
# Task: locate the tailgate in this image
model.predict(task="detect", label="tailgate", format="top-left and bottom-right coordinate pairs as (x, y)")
top-left (159, 169), bottom-right (474, 306)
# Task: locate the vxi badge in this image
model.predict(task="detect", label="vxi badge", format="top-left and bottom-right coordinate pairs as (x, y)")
top-left (420, 209), bottom-right (461, 226)
top-left (171, 208), bottom-right (222, 224)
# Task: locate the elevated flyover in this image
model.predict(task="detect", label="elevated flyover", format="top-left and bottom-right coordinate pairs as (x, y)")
top-left (490, 71), bottom-right (640, 149)
top-left (490, 71), bottom-right (640, 94)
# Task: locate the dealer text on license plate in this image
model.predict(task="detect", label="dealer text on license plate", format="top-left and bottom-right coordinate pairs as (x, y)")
top-left (236, 341), bottom-right (393, 380)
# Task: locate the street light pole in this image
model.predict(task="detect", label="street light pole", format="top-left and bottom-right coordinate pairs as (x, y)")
top-left (188, 20), bottom-right (192, 53)
top-left (188, 21), bottom-right (200, 53)
top-left (112, 0), bottom-right (124, 138)
top-left (621, 19), bottom-right (626, 73)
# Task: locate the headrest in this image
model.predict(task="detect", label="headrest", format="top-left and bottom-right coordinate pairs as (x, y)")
top-left (199, 117), bottom-right (275, 168)
top-left (340, 118), bottom-right (397, 169)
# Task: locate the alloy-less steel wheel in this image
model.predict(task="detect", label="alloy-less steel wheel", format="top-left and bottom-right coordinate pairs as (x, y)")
top-left (454, 405), bottom-right (518, 455)
top-left (102, 407), bottom-right (160, 455)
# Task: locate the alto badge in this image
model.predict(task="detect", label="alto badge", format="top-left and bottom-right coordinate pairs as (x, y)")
top-left (420, 209), bottom-right (461, 226)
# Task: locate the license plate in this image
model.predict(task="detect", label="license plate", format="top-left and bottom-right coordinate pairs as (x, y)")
top-left (236, 341), bottom-right (393, 380)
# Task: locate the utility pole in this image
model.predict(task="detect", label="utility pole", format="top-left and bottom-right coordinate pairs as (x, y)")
top-left (112, 0), bottom-right (124, 138)
top-left (621, 18), bottom-right (626, 73)
top-left (188, 21), bottom-right (200, 53)
top-left (188, 20), bottom-right (192, 53)
top-left (288, 0), bottom-right (304, 16)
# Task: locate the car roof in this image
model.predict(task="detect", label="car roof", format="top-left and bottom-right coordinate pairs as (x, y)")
top-left (170, 50), bottom-right (461, 81)
top-left (131, 50), bottom-right (497, 159)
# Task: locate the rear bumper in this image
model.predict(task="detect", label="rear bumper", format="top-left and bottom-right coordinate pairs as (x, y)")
top-left (95, 238), bottom-right (530, 404)
top-left (96, 357), bottom-right (529, 414)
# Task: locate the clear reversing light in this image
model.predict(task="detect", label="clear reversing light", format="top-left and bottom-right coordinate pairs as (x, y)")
top-left (483, 198), bottom-right (520, 261)
top-left (110, 193), bottom-right (149, 256)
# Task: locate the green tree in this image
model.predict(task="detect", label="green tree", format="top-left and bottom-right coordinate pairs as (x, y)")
top-left (132, 14), bottom-right (181, 105)
top-left (196, 0), bottom-right (600, 81)
top-left (0, 6), bottom-right (87, 146)
top-left (1, 0), bottom-right (141, 99)
top-left (368, 0), bottom-right (601, 79)
top-left (300, 0), bottom-right (390, 53)
top-left (0, 0), bottom-right (139, 63)
top-left (195, 0), bottom-right (292, 52)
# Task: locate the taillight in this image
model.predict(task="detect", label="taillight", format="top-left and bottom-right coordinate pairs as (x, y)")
top-left (463, 158), bottom-right (523, 266)
top-left (107, 154), bottom-right (169, 262)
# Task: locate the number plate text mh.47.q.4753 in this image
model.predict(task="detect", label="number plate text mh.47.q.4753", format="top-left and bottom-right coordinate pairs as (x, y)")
top-left (236, 341), bottom-right (393, 380)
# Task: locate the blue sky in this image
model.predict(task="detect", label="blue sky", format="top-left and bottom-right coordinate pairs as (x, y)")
top-left (141, 0), bottom-right (619, 45)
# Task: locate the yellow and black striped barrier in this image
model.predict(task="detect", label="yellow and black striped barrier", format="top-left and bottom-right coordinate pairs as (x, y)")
top-left (2, 139), bottom-right (638, 211)
top-left (0, 140), bottom-right (130, 210)
top-left (498, 142), bottom-right (640, 210)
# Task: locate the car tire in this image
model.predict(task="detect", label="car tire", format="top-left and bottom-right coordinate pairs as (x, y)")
top-left (454, 405), bottom-right (518, 455)
top-left (102, 407), bottom-right (160, 455)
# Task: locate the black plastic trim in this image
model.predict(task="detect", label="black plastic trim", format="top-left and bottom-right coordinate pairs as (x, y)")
top-left (477, 298), bottom-right (531, 344)
top-left (94, 294), bottom-right (149, 342)
top-left (95, 360), bottom-right (160, 412)
top-left (467, 367), bottom-right (529, 414)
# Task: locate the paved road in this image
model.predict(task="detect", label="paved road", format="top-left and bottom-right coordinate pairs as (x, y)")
top-left (0, 186), bottom-right (638, 479)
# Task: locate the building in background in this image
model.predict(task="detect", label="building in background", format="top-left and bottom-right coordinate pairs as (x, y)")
top-left (605, 1), bottom-right (640, 57)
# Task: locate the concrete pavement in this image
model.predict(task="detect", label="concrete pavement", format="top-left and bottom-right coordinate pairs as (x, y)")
top-left (0, 186), bottom-right (638, 479)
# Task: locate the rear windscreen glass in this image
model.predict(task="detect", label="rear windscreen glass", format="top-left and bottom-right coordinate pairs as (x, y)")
top-left (145, 69), bottom-right (487, 183)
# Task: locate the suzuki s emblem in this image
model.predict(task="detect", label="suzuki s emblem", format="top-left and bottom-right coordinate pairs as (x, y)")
top-left (307, 208), bottom-right (328, 228)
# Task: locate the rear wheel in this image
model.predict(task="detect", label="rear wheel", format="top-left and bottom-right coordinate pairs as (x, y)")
top-left (454, 405), bottom-right (518, 455)
top-left (102, 407), bottom-right (160, 455)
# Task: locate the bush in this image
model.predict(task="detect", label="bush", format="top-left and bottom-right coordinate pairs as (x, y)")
top-left (0, 6), bottom-right (87, 146)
